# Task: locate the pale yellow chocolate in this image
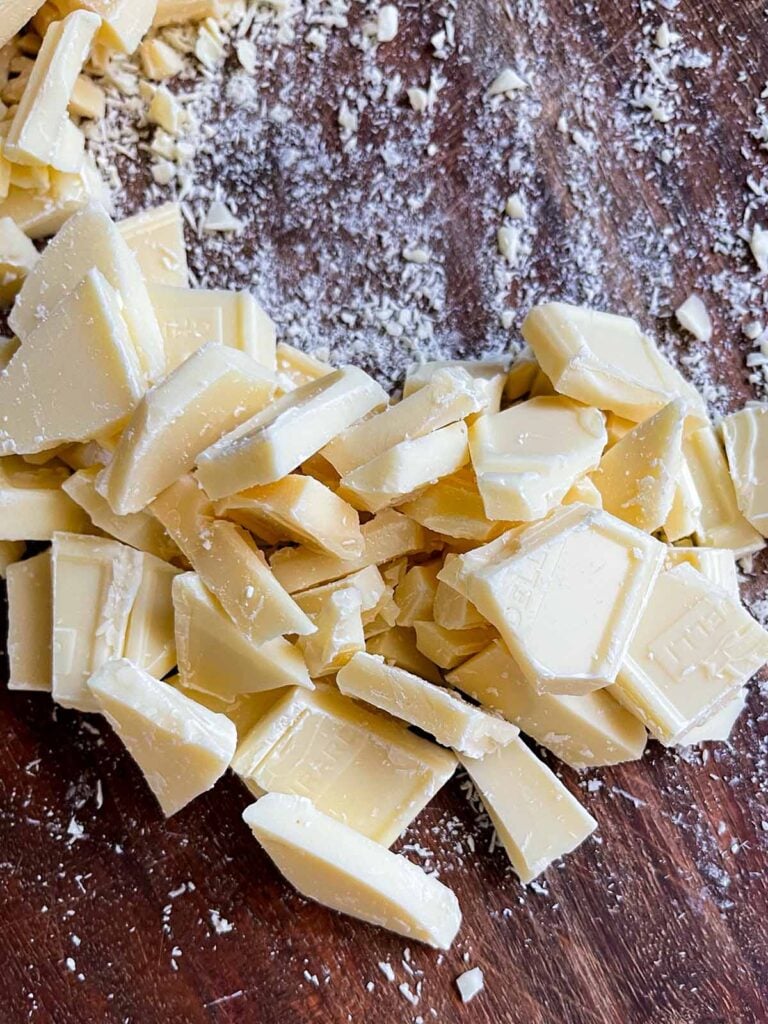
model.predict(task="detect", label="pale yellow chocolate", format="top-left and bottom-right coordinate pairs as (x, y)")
top-left (413, 619), bottom-right (497, 671)
top-left (7, 549), bottom-right (52, 692)
top-left (0, 215), bottom-right (38, 304)
top-left (394, 560), bottom-right (440, 627)
top-left (721, 404), bottom-right (768, 537)
top-left (298, 587), bottom-right (365, 678)
top-left (366, 625), bottom-right (444, 684)
top-left (118, 202), bottom-right (188, 287)
top-left (0, 456), bottom-right (90, 539)
top-left (399, 467), bottom-right (512, 542)
top-left (123, 553), bottom-right (180, 679)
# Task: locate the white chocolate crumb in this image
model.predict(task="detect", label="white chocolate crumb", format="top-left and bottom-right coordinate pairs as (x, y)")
top-left (488, 67), bottom-right (527, 96)
top-left (377, 5), bottom-right (399, 43)
top-left (675, 294), bottom-right (713, 342)
top-left (456, 967), bottom-right (484, 1003)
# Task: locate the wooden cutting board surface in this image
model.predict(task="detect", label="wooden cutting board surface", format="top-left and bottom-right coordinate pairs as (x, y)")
top-left (2, 2), bottom-right (768, 1022)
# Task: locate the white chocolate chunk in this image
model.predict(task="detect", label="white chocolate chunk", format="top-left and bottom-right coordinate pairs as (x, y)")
top-left (439, 504), bottom-right (666, 694)
top-left (448, 640), bottom-right (646, 769)
top-left (376, 4), bottom-right (399, 42)
top-left (243, 793), bottom-right (462, 948)
top-left (98, 343), bottom-right (275, 514)
top-left (214, 475), bottom-right (363, 560)
top-left (366, 625), bottom-right (444, 684)
top-left (234, 685), bottom-right (456, 846)
top-left (663, 454), bottom-right (701, 543)
top-left (684, 425), bottom-right (764, 555)
top-left (0, 456), bottom-right (90, 539)
top-left (196, 366), bottom-right (388, 498)
top-left (522, 301), bottom-right (708, 425)
top-left (118, 202), bottom-right (188, 287)
top-left (721, 405), bottom-right (768, 537)
top-left (323, 366), bottom-right (483, 475)
top-left (403, 359), bottom-right (508, 414)
top-left (433, 565), bottom-right (486, 631)
top-left (173, 572), bottom-right (311, 700)
top-left (339, 421), bottom-right (469, 513)
top-left (275, 342), bottom-right (333, 392)
top-left (140, 38), bottom-right (185, 81)
top-left (562, 475), bottom-right (602, 508)
top-left (592, 399), bottom-right (684, 533)
top-left (69, 74), bottom-right (105, 119)
top-left (4, 11), bottom-right (98, 170)
top-left (0, 540), bottom-right (25, 576)
top-left (62, 467), bottom-right (180, 562)
top-left (0, 154), bottom-right (110, 238)
top-left (665, 546), bottom-right (739, 601)
top-left (11, 204), bottom-right (166, 384)
top-left (149, 284), bottom-right (276, 372)
top-left (399, 467), bottom-right (511, 542)
top-left (456, 967), bottom-right (484, 1004)
top-left (612, 563), bottom-right (768, 744)
top-left (504, 348), bottom-right (538, 402)
top-left (52, 532), bottom-right (144, 712)
top-left (170, 678), bottom-right (288, 742)
top-left (675, 294), bottom-right (712, 342)
top-left (123, 553), bottom-right (180, 679)
top-left (88, 658), bottom-right (237, 816)
top-left (7, 550), bottom-right (52, 692)
top-left (298, 588), bottom-right (364, 678)
top-left (337, 652), bottom-right (518, 756)
top-left (1, 1), bottom-right (46, 49)
top-left (395, 560), bottom-right (440, 627)
top-left (459, 738), bottom-right (597, 883)
top-left (0, 268), bottom-right (145, 454)
top-left (56, 0), bottom-right (156, 53)
top-left (153, 0), bottom-right (231, 26)
top-left (469, 396), bottom-right (606, 521)
top-left (293, 565), bottom-right (387, 622)
top-left (488, 67), bottom-right (527, 95)
top-left (270, 508), bottom-right (440, 593)
top-left (413, 619), bottom-right (496, 671)
top-left (0, 215), bottom-right (38, 304)
top-left (676, 689), bottom-right (747, 745)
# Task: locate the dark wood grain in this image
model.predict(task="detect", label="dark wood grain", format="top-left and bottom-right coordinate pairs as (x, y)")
top-left (3, 1), bottom-right (768, 1022)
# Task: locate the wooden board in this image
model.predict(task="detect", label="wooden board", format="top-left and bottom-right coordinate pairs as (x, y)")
top-left (2, 1), bottom-right (768, 1022)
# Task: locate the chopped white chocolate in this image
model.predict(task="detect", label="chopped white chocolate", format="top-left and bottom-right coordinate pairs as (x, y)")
top-left (399, 467), bottom-right (511, 542)
top-left (214, 475), bottom-right (363, 560)
top-left (243, 794), bottom-right (462, 949)
top-left (336, 652), bottom-right (518, 756)
top-left (592, 399), bottom-right (684, 533)
top-left (376, 4), bottom-right (399, 42)
top-left (612, 563), bottom-right (768, 744)
top-left (459, 738), bottom-right (597, 883)
top-left (0, 215), bottom-right (38, 304)
top-left (339, 421), bottom-right (469, 514)
top-left (504, 348), bottom-right (538, 402)
top-left (433, 564), bottom-right (487, 630)
top-left (323, 366), bottom-right (483, 475)
top-left (123, 553), bottom-right (180, 679)
top-left (394, 561), bottom-right (440, 626)
top-left (51, 532), bottom-right (144, 712)
top-left (11, 204), bottom-right (166, 384)
top-left (604, 412), bottom-right (635, 448)
top-left (0, 154), bottom-right (110, 238)
top-left (147, 86), bottom-right (183, 135)
top-left (139, 37), bottom-right (185, 81)
top-left (118, 202), bottom-right (188, 287)
top-left (488, 67), bottom-right (527, 95)
top-left (0, 539), bottom-right (25, 576)
top-left (0, 268), bottom-right (144, 456)
top-left (196, 366), bottom-right (388, 498)
top-left (293, 565), bottom-right (387, 623)
top-left (684, 425), bottom-right (764, 555)
top-left (88, 658), bottom-right (237, 817)
top-left (98, 343), bottom-right (275, 515)
top-left (56, 0), bottom-right (156, 54)
top-left (468, 396), bottom-right (606, 521)
top-left (173, 572), bottom-right (311, 700)
top-left (7, 549), bottom-right (51, 691)
top-left (676, 689), bottom-right (747, 745)
top-left (665, 546), bottom-right (739, 601)
top-left (663, 454), bottom-right (702, 543)
top-left (1, 1), bottom-right (46, 49)
top-left (439, 504), bottom-right (666, 694)
top-left (4, 11), bottom-right (97, 170)
top-left (298, 587), bottom-right (364, 677)
top-left (270, 508), bottom-right (440, 593)
top-left (675, 294), bottom-right (712, 342)
top-left (403, 359), bottom-right (508, 414)
top-left (721, 405), bottom-right (768, 537)
top-left (170, 678), bottom-right (288, 742)
top-left (562, 475), bottom-right (603, 508)
top-left (149, 284), bottom-right (276, 372)
top-left (522, 301), bottom-right (708, 425)
top-left (0, 456), bottom-right (90, 539)
top-left (448, 640), bottom-right (646, 769)
top-left (413, 619), bottom-right (497, 671)
top-left (69, 74), bottom-right (105, 119)
top-left (366, 625), bottom-right (444, 684)
top-left (456, 968), bottom-right (484, 1004)
top-left (233, 685), bottom-right (456, 845)
top-left (275, 342), bottom-right (333, 392)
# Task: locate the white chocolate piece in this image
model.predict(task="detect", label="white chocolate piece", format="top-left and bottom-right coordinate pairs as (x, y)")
top-left (270, 508), bottom-right (440, 594)
top-left (439, 504), bottom-right (666, 695)
top-left (7, 550), bottom-right (52, 691)
top-left (0, 215), bottom-right (38, 305)
top-left (612, 563), bottom-right (768, 744)
top-left (605, 412), bottom-right (634, 448)
top-left (504, 348), bottom-right (538, 402)
top-left (395, 561), bottom-right (440, 626)
top-left (69, 74), bottom-right (105, 119)
top-left (0, 456), bottom-right (90, 539)
top-left (399, 467), bottom-right (511, 542)
top-left (56, 0), bottom-right (156, 53)
top-left (403, 359), bottom-right (508, 414)
top-left (170, 678), bottom-right (288, 741)
top-left (323, 366), bottom-right (483, 475)
top-left (468, 397), bottom-right (606, 521)
top-left (721, 405), bottom-right (768, 537)
top-left (98, 343), bottom-right (275, 514)
top-left (298, 587), bottom-right (364, 678)
top-left (448, 640), bottom-right (646, 769)
top-left (118, 202), bottom-right (188, 287)
top-left (234, 685), bottom-right (456, 845)
top-left (0, 154), bottom-right (109, 238)
top-left (665, 546), bottom-right (739, 601)
top-left (173, 572), bottom-right (311, 699)
top-left (663, 455), bottom-right (702, 543)
top-left (275, 342), bottom-right (333, 392)
top-left (433, 564), bottom-right (486, 630)
top-left (52, 532), bottom-right (144, 712)
top-left (676, 689), bottom-right (747, 745)
top-left (123, 553), bottom-right (180, 679)
top-left (4, 11), bottom-right (99, 170)
top-left (195, 366), bottom-right (388, 498)
top-left (153, 0), bottom-right (230, 26)
top-left (459, 738), bottom-right (597, 883)
top-left (242, 793), bottom-right (462, 949)
top-left (88, 658), bottom-right (237, 816)
top-left (456, 967), bottom-right (484, 1004)
top-left (366, 626), bottom-right (444, 684)
top-left (592, 399), bottom-right (684, 533)
top-left (522, 301), bottom-right (708, 425)
top-left (684, 426), bottom-right (764, 555)
top-left (340, 421), bottom-right (470, 514)
top-left (0, 540), bottom-right (25, 576)
top-left (293, 565), bottom-right (387, 622)
top-left (149, 284), bottom-right (276, 373)
top-left (562, 475), bottom-right (603, 508)
top-left (0, 269), bottom-right (144, 455)
top-left (139, 38), bottom-right (185, 81)
top-left (1, 1), bottom-right (46, 49)
top-left (61, 467), bottom-right (180, 561)
top-left (413, 620), bottom-right (496, 671)
top-left (214, 475), bottom-right (363, 560)
top-left (675, 293), bottom-right (712, 342)
top-left (337, 652), bottom-right (518, 756)
top-left (11, 204), bottom-right (166, 384)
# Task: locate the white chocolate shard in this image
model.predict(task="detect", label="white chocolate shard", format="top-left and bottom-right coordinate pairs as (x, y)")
top-left (675, 294), bottom-right (712, 342)
top-left (56, 0), bottom-right (156, 53)
top-left (0, 154), bottom-right (110, 238)
top-left (413, 619), bottom-right (496, 671)
top-left (169, 678), bottom-right (288, 742)
top-left (459, 738), bottom-right (597, 883)
top-left (433, 564), bottom-right (487, 631)
top-left (0, 215), bottom-right (38, 304)
top-left (665, 546), bottom-right (739, 601)
top-left (663, 454), bottom-right (702, 543)
top-left (366, 625), bottom-right (444, 684)
top-left (504, 348), bottom-right (538, 403)
top-left (1, 1), bottom-right (46, 49)
top-left (403, 359), bottom-right (508, 414)
top-left (394, 560), bottom-right (440, 626)
top-left (721, 404), bottom-right (768, 537)
top-left (399, 467), bottom-right (512, 542)
top-left (88, 658), bottom-right (237, 817)
top-left (7, 550), bottom-right (52, 692)
top-left (0, 456), bottom-right (90, 539)
top-left (118, 202), bottom-right (188, 287)
top-left (242, 793), bottom-right (462, 948)
top-left (298, 587), bottom-right (365, 678)
top-left (293, 565), bottom-right (387, 622)
top-left (562, 475), bottom-right (603, 508)
top-left (468, 396), bottom-right (606, 521)
top-left (123, 553), bottom-right (180, 679)
top-left (336, 652), bottom-right (518, 756)
top-left (676, 689), bottom-right (747, 745)
top-left (275, 342), bottom-right (333, 392)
